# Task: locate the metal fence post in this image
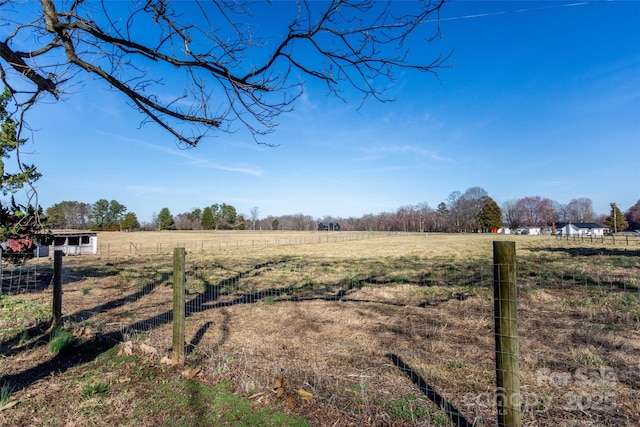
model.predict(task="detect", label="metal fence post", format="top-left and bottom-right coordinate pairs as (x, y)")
top-left (493, 241), bottom-right (521, 427)
top-left (52, 250), bottom-right (63, 327)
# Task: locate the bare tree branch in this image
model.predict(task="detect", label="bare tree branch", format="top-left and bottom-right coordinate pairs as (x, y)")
top-left (0, 0), bottom-right (449, 146)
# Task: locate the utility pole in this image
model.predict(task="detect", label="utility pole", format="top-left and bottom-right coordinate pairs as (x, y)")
top-left (612, 203), bottom-right (617, 234)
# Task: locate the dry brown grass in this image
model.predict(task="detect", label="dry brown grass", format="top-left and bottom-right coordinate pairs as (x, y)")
top-left (1, 231), bottom-right (639, 426)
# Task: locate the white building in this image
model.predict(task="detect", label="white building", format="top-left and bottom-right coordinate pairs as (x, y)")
top-left (44, 231), bottom-right (98, 256)
top-left (555, 223), bottom-right (606, 237)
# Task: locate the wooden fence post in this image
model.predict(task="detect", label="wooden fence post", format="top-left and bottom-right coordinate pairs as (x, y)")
top-left (172, 247), bottom-right (186, 364)
top-left (493, 241), bottom-right (521, 427)
top-left (52, 250), bottom-right (63, 327)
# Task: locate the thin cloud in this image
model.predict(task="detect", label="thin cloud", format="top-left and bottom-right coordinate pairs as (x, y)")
top-left (97, 131), bottom-right (264, 176)
top-left (360, 145), bottom-right (450, 162)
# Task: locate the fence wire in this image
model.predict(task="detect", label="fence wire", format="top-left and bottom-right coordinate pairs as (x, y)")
top-left (1, 243), bottom-right (638, 426)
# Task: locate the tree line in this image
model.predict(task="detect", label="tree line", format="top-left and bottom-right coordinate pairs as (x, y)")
top-left (45, 200), bottom-right (140, 231)
top-left (40, 190), bottom-right (640, 234)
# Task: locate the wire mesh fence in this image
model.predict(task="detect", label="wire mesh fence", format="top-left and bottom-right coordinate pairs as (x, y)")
top-left (1, 236), bottom-right (639, 426)
top-left (97, 231), bottom-right (397, 257)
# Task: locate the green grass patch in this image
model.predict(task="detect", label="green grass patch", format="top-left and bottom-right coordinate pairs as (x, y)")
top-left (149, 380), bottom-right (309, 427)
top-left (380, 392), bottom-right (432, 421)
top-left (81, 382), bottom-right (109, 399)
top-left (49, 327), bottom-right (78, 354)
top-left (263, 295), bottom-right (276, 305)
top-left (1, 383), bottom-right (13, 407)
top-left (0, 295), bottom-right (51, 322)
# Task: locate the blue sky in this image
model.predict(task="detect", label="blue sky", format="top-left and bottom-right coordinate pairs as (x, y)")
top-left (11, 0), bottom-right (640, 223)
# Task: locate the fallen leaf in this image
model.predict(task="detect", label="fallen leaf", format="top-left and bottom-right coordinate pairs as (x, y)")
top-left (118, 377), bottom-right (131, 383)
top-left (139, 343), bottom-right (157, 356)
top-left (274, 378), bottom-right (284, 389)
top-left (0, 401), bottom-right (19, 411)
top-left (296, 389), bottom-right (313, 401)
top-left (287, 393), bottom-right (295, 409)
top-left (118, 341), bottom-right (133, 356)
top-left (248, 392), bottom-right (266, 400)
top-left (276, 387), bottom-right (285, 398)
top-left (161, 356), bottom-right (178, 366)
top-left (186, 366), bottom-right (202, 378)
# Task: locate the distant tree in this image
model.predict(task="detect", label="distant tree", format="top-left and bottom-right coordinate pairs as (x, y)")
top-left (625, 200), bottom-right (640, 231)
top-left (565, 198), bottom-right (596, 223)
top-left (446, 191), bottom-right (461, 232)
top-left (173, 213), bottom-right (189, 230)
top-left (236, 215), bottom-right (246, 230)
top-left (219, 204), bottom-right (238, 229)
top-left (479, 196), bottom-right (502, 231)
top-left (436, 202), bottom-right (449, 232)
top-left (91, 199), bottom-right (110, 229)
top-left (604, 203), bottom-right (628, 233)
top-left (45, 201), bottom-right (91, 229)
top-left (250, 206), bottom-right (260, 231)
top-left (156, 208), bottom-right (175, 230)
top-left (188, 208), bottom-right (202, 229)
top-left (201, 206), bottom-right (214, 230)
top-left (271, 218), bottom-right (280, 231)
top-left (516, 196), bottom-right (555, 227)
top-left (502, 200), bottom-right (522, 230)
top-left (90, 198), bottom-right (127, 230)
top-left (108, 200), bottom-right (127, 225)
top-left (44, 203), bottom-right (65, 229)
top-left (451, 187), bottom-right (488, 232)
top-left (121, 212), bottom-right (140, 231)
top-left (174, 210), bottom-right (202, 230)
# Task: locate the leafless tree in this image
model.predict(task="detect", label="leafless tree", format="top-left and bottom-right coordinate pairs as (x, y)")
top-left (448, 187), bottom-right (487, 232)
top-left (249, 206), bottom-right (260, 231)
top-left (501, 199), bottom-right (522, 230)
top-left (516, 196), bottom-right (556, 227)
top-left (565, 198), bottom-right (596, 223)
top-left (1, 0), bottom-right (448, 146)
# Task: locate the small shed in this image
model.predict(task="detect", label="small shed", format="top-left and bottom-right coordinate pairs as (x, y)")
top-left (520, 227), bottom-right (542, 236)
top-left (47, 230), bottom-right (98, 256)
top-left (318, 222), bottom-right (340, 231)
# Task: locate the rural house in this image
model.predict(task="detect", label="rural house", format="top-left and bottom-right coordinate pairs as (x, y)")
top-left (318, 222), bottom-right (340, 231)
top-left (555, 222), bottom-right (606, 237)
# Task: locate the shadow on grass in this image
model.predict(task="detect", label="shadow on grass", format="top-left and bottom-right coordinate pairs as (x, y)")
top-left (0, 259), bottom-right (294, 392)
top-left (531, 246), bottom-right (640, 258)
top-left (386, 353), bottom-right (472, 427)
top-left (1, 257), bottom-right (483, 400)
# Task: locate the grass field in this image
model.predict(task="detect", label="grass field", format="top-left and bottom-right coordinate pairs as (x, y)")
top-left (1, 231), bottom-right (639, 426)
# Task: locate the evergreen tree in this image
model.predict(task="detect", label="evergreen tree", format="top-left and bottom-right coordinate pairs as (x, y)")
top-left (156, 208), bottom-right (175, 230)
top-left (220, 203), bottom-right (237, 229)
top-left (121, 212), bottom-right (140, 231)
top-left (604, 203), bottom-right (628, 233)
top-left (91, 199), bottom-right (110, 229)
top-left (108, 200), bottom-right (127, 225)
top-left (201, 206), bottom-right (214, 230)
top-left (436, 202), bottom-right (449, 232)
top-left (479, 197), bottom-right (503, 231)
